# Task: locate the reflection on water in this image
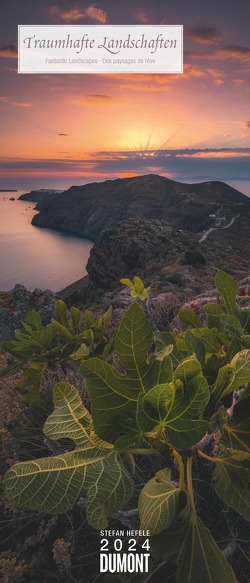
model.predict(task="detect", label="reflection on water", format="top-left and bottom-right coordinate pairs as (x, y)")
top-left (0, 192), bottom-right (93, 292)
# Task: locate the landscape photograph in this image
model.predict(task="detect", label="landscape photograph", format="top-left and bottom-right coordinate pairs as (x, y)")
top-left (0, 1), bottom-right (250, 582)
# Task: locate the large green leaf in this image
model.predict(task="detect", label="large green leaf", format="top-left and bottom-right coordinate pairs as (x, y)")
top-left (185, 330), bottom-right (205, 364)
top-left (18, 362), bottom-right (46, 403)
top-left (55, 299), bottom-right (69, 328)
top-left (80, 358), bottom-right (140, 441)
top-left (80, 303), bottom-right (168, 442)
top-left (222, 399), bottom-right (250, 452)
top-left (177, 516), bottom-right (236, 583)
top-left (0, 359), bottom-right (26, 380)
top-left (178, 309), bottom-right (202, 328)
top-left (154, 331), bottom-right (183, 366)
top-left (214, 269), bottom-right (239, 316)
top-left (203, 303), bottom-right (224, 329)
top-left (115, 302), bottom-right (154, 390)
top-left (215, 350), bottom-right (250, 399)
top-left (150, 519), bottom-right (189, 563)
top-left (141, 376), bottom-right (210, 449)
top-left (213, 448), bottom-right (250, 520)
top-left (174, 356), bottom-right (202, 383)
top-left (192, 328), bottom-right (220, 355)
top-left (4, 383), bottom-right (133, 529)
top-left (24, 311), bottom-right (43, 330)
top-left (139, 469), bottom-right (180, 535)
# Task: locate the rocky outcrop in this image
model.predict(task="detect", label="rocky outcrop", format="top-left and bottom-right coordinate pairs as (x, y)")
top-left (30, 174), bottom-right (250, 241)
top-left (19, 189), bottom-right (64, 203)
top-left (0, 284), bottom-right (56, 340)
top-left (87, 218), bottom-right (177, 289)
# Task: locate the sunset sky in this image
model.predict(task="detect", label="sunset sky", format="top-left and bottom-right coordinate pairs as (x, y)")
top-left (0, 0), bottom-right (250, 190)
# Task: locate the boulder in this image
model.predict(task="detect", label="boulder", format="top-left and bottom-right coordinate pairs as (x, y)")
top-left (86, 218), bottom-right (173, 289)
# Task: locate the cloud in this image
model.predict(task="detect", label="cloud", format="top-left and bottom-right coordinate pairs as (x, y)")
top-left (136, 12), bottom-right (148, 24)
top-left (187, 44), bottom-right (250, 62)
top-left (0, 44), bottom-right (17, 58)
top-left (50, 4), bottom-right (107, 23)
top-left (214, 79), bottom-right (224, 86)
top-left (11, 102), bottom-right (31, 107)
top-left (50, 7), bottom-right (84, 21)
top-left (90, 148), bottom-right (250, 160)
top-left (0, 97), bottom-right (32, 107)
top-left (184, 64), bottom-right (206, 78)
top-left (58, 133), bottom-right (68, 136)
top-left (185, 27), bottom-right (224, 45)
top-left (242, 121), bottom-right (250, 129)
top-left (2, 149), bottom-right (250, 187)
top-left (75, 94), bottom-right (120, 104)
top-left (85, 5), bottom-right (107, 23)
top-left (233, 79), bottom-right (245, 87)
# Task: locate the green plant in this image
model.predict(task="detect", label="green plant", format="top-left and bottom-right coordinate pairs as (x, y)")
top-left (181, 249), bottom-right (207, 267)
top-left (0, 300), bottom-right (113, 402)
top-left (3, 271), bottom-right (250, 583)
top-left (120, 276), bottom-right (151, 301)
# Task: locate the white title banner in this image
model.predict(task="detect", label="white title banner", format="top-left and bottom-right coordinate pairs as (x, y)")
top-left (18, 25), bottom-right (183, 74)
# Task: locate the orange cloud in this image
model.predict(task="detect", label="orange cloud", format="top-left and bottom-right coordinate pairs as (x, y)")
top-left (184, 65), bottom-right (206, 78)
top-left (85, 5), bottom-right (107, 23)
top-left (214, 79), bottom-right (224, 86)
top-left (188, 44), bottom-right (250, 62)
top-left (50, 4), bottom-right (107, 23)
top-left (242, 121), bottom-right (250, 129)
top-left (11, 102), bottom-right (31, 107)
top-left (185, 27), bottom-right (224, 45)
top-left (0, 97), bottom-right (32, 107)
top-left (233, 79), bottom-right (245, 86)
top-left (136, 12), bottom-right (148, 24)
top-left (74, 94), bottom-right (120, 104)
top-left (0, 44), bottom-right (17, 58)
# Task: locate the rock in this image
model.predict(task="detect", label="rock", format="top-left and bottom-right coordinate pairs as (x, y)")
top-left (0, 285), bottom-right (56, 340)
top-left (170, 276), bottom-right (250, 333)
top-left (30, 174), bottom-right (250, 243)
top-left (87, 218), bottom-right (173, 289)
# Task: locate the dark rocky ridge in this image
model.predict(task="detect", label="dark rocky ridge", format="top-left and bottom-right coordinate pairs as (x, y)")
top-left (87, 218), bottom-right (176, 288)
top-left (30, 174), bottom-right (249, 240)
top-left (86, 217), bottom-right (250, 291)
top-left (19, 189), bottom-right (64, 203)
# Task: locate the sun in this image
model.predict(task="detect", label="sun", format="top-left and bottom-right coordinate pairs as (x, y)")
top-left (117, 129), bottom-right (165, 151)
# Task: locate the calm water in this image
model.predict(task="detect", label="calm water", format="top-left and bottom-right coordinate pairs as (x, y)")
top-left (0, 180), bottom-right (249, 292)
top-left (0, 191), bottom-right (93, 292)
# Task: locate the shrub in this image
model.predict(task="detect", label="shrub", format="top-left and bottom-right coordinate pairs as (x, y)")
top-left (181, 249), bottom-right (207, 267)
top-left (158, 272), bottom-right (186, 288)
top-left (2, 270), bottom-right (250, 583)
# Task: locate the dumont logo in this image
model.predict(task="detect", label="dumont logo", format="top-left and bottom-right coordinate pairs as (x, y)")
top-left (18, 25), bottom-right (183, 74)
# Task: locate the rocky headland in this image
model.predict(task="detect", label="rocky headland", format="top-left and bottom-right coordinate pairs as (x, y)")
top-left (26, 174), bottom-right (249, 242)
top-left (1, 175), bottom-right (248, 339)
top-left (19, 188), bottom-right (64, 203)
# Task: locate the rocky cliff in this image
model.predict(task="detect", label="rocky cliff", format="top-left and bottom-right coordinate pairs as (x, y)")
top-left (86, 218), bottom-right (174, 288)
top-left (30, 174), bottom-right (249, 240)
top-left (19, 189), bottom-right (64, 203)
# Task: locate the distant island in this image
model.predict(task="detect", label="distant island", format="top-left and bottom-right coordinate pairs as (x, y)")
top-left (0, 189), bottom-right (17, 192)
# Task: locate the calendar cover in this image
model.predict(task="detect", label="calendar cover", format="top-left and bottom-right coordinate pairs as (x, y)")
top-left (0, 1), bottom-right (250, 582)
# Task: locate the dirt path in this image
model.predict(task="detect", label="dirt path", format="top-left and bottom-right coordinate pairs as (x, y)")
top-left (199, 213), bottom-right (240, 243)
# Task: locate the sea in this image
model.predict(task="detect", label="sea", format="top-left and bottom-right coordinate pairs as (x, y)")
top-left (0, 191), bottom-right (93, 292)
top-left (0, 180), bottom-right (249, 292)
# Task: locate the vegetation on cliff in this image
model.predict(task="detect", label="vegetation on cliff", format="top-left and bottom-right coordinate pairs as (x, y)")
top-left (1, 270), bottom-right (250, 582)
